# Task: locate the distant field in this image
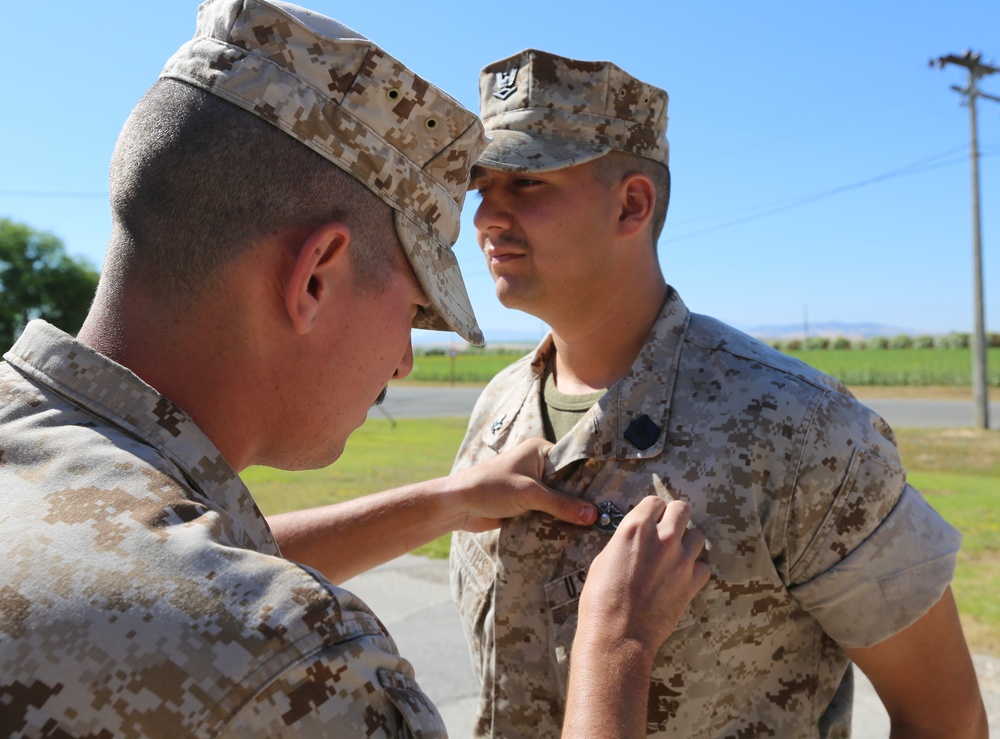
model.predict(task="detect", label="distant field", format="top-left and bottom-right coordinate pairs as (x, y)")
top-left (410, 351), bottom-right (527, 383)
top-left (782, 347), bottom-right (1000, 386)
top-left (410, 347), bottom-right (1000, 386)
top-left (247, 419), bottom-right (1000, 656)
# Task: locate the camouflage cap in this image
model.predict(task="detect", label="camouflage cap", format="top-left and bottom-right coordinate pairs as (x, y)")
top-left (161, 0), bottom-right (487, 344)
top-left (478, 49), bottom-right (669, 174)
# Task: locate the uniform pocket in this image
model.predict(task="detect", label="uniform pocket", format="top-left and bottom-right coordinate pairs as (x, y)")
top-left (544, 564), bottom-right (697, 695)
top-left (449, 531), bottom-right (496, 683)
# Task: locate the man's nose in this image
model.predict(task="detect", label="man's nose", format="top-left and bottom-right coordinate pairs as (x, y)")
top-left (473, 190), bottom-right (513, 237)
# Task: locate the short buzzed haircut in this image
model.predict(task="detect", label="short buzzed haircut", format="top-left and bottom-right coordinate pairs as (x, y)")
top-left (107, 79), bottom-right (397, 304)
top-left (590, 150), bottom-right (671, 247)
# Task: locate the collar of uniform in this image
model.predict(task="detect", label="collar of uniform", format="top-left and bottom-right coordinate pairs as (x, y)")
top-left (482, 289), bottom-right (691, 474)
top-left (3, 320), bottom-right (277, 555)
top-left (478, 338), bottom-right (551, 454)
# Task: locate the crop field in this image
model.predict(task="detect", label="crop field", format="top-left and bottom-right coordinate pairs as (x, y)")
top-left (409, 350), bottom-right (529, 383)
top-left (782, 347), bottom-right (1000, 386)
top-left (247, 416), bottom-right (1000, 656)
top-left (410, 347), bottom-right (1000, 386)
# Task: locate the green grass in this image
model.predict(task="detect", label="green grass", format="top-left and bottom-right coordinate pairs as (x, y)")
top-left (897, 428), bottom-right (1000, 654)
top-left (910, 473), bottom-right (1000, 637)
top-left (246, 419), bottom-right (1000, 655)
top-left (912, 473), bottom-right (1000, 553)
top-left (245, 418), bottom-right (468, 558)
top-left (407, 347), bottom-right (1000, 387)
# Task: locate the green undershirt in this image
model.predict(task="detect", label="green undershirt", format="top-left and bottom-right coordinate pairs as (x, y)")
top-left (541, 369), bottom-right (606, 442)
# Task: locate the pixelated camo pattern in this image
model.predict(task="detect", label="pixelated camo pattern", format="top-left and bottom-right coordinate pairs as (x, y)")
top-left (0, 321), bottom-right (446, 738)
top-left (449, 289), bottom-right (960, 738)
top-left (479, 49), bottom-right (670, 170)
top-left (161, 0), bottom-right (487, 344)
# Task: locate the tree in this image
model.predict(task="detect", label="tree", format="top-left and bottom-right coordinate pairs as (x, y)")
top-left (0, 218), bottom-right (99, 349)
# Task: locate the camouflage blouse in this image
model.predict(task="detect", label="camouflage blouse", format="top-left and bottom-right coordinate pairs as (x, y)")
top-left (450, 289), bottom-right (960, 739)
top-left (0, 321), bottom-right (445, 738)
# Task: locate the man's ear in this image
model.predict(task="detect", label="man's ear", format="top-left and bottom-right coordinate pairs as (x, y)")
top-left (616, 173), bottom-right (656, 239)
top-left (284, 222), bottom-right (352, 335)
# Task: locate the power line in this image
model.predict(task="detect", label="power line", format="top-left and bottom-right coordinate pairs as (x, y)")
top-left (668, 145), bottom-right (990, 242)
top-left (670, 144), bottom-right (972, 228)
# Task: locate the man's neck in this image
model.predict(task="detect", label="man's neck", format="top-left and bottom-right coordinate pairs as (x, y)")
top-left (78, 285), bottom-right (264, 472)
top-left (549, 275), bottom-right (668, 394)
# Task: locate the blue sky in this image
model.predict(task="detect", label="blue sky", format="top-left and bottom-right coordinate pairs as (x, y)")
top-left (2, 1), bottom-right (997, 345)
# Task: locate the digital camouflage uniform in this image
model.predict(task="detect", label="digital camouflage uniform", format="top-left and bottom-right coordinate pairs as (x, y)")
top-left (0, 1), bottom-right (489, 735)
top-left (0, 322), bottom-right (445, 737)
top-left (450, 290), bottom-right (961, 738)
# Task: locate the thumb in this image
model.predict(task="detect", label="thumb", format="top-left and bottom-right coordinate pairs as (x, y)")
top-left (525, 480), bottom-right (598, 526)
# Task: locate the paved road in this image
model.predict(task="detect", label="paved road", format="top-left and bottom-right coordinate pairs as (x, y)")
top-left (372, 384), bottom-right (999, 430)
top-left (859, 396), bottom-right (999, 429)
top-left (358, 386), bottom-right (998, 735)
top-left (370, 386), bottom-right (484, 420)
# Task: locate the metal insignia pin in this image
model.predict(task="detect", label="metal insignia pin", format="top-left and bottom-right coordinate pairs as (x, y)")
top-left (493, 67), bottom-right (519, 100)
top-left (594, 501), bottom-right (626, 534)
top-left (490, 414), bottom-right (506, 434)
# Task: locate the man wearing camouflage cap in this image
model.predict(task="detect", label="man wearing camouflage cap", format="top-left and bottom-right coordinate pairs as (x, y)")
top-left (0, 7), bottom-right (711, 737)
top-left (450, 49), bottom-right (988, 738)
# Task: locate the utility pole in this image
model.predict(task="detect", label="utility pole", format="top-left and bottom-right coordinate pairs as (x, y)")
top-left (931, 50), bottom-right (999, 430)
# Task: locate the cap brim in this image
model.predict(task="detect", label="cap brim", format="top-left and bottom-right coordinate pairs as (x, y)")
top-left (393, 210), bottom-right (485, 346)
top-left (477, 129), bottom-right (611, 173)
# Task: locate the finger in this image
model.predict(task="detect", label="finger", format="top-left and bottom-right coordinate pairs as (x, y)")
top-left (657, 498), bottom-right (692, 537)
top-left (622, 495), bottom-right (666, 525)
top-left (524, 436), bottom-right (555, 457)
top-left (524, 482), bottom-right (597, 526)
top-left (609, 496), bottom-right (673, 540)
top-left (682, 527), bottom-right (707, 558)
top-left (691, 561), bottom-right (712, 590)
top-left (502, 437), bottom-right (554, 477)
top-left (529, 437), bottom-right (555, 475)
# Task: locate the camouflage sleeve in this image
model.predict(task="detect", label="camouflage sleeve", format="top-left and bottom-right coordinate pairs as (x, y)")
top-left (220, 632), bottom-right (447, 738)
top-left (782, 390), bottom-right (961, 648)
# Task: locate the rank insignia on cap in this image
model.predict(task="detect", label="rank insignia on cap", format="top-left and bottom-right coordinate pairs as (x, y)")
top-left (493, 67), bottom-right (519, 100)
top-left (624, 414), bottom-right (661, 451)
